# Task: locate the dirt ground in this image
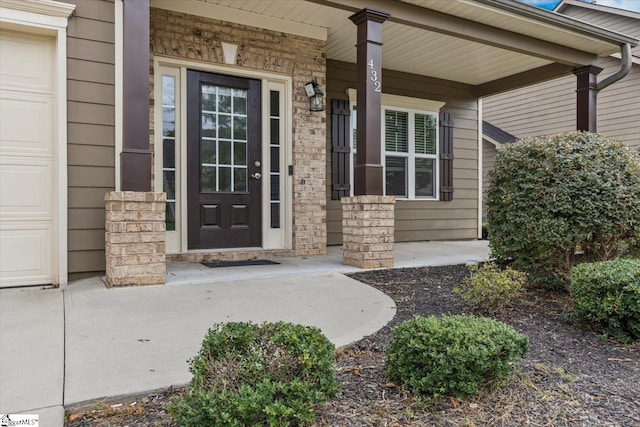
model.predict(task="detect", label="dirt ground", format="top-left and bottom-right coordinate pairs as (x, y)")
top-left (66, 265), bottom-right (640, 427)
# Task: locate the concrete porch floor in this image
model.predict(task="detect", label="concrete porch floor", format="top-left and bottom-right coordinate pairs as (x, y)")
top-left (166, 240), bottom-right (490, 285)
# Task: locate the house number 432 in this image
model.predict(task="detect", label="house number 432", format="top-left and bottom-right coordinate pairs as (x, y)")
top-left (368, 59), bottom-right (381, 92)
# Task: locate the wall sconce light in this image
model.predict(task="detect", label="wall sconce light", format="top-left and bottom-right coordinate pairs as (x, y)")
top-left (304, 79), bottom-right (324, 112)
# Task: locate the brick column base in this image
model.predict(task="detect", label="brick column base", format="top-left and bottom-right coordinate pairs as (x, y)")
top-left (105, 191), bottom-right (166, 287)
top-left (342, 195), bottom-right (395, 269)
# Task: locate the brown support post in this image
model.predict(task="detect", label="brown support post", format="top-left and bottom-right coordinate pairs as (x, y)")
top-left (349, 9), bottom-right (389, 196)
top-left (573, 65), bottom-right (602, 133)
top-left (121, 0), bottom-right (152, 191)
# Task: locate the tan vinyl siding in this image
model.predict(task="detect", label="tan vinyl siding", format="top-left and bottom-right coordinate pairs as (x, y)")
top-left (483, 75), bottom-right (575, 138)
top-left (66, 0), bottom-right (115, 276)
top-left (560, 5), bottom-right (640, 57)
top-left (484, 62), bottom-right (640, 148)
top-left (326, 60), bottom-right (479, 245)
top-left (597, 57), bottom-right (640, 147)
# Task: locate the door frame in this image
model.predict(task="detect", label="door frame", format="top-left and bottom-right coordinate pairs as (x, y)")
top-left (0, 0), bottom-right (75, 286)
top-left (153, 56), bottom-right (293, 253)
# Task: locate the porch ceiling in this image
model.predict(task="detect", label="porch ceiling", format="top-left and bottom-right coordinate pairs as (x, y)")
top-left (173, 0), bottom-right (637, 90)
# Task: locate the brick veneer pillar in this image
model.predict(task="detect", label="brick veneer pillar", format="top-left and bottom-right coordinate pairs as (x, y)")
top-left (342, 195), bottom-right (395, 269)
top-left (105, 191), bottom-right (166, 286)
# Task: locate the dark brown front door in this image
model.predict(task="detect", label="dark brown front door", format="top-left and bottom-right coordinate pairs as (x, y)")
top-left (187, 70), bottom-right (262, 249)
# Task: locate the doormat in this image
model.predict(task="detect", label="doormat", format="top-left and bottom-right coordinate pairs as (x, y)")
top-left (201, 259), bottom-right (280, 268)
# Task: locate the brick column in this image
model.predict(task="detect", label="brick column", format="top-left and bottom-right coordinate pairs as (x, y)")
top-left (342, 195), bottom-right (395, 269)
top-left (105, 191), bottom-right (166, 286)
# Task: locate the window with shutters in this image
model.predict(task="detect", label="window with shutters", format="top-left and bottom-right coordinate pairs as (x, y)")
top-left (333, 91), bottom-right (448, 201)
top-left (348, 104), bottom-right (439, 199)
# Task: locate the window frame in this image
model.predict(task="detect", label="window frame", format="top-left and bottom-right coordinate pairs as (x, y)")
top-left (347, 90), bottom-right (445, 201)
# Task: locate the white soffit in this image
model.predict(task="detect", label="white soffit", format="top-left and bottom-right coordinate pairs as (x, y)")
top-left (151, 0), bottom-right (328, 40)
top-left (177, 0), bottom-right (555, 85)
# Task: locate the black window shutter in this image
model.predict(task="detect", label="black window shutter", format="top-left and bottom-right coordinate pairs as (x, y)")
top-left (439, 112), bottom-right (454, 201)
top-left (331, 99), bottom-right (351, 200)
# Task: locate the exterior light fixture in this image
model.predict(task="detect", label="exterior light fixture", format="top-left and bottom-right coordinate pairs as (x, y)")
top-left (304, 79), bottom-right (324, 112)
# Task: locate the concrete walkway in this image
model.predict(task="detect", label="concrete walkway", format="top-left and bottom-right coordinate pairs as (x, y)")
top-left (0, 240), bottom-right (488, 426)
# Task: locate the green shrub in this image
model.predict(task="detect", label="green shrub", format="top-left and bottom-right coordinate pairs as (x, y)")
top-left (481, 222), bottom-right (489, 240)
top-left (385, 315), bottom-right (529, 398)
top-left (487, 132), bottom-right (640, 287)
top-left (169, 321), bottom-right (339, 426)
top-left (571, 258), bottom-right (640, 343)
top-left (454, 262), bottom-right (527, 314)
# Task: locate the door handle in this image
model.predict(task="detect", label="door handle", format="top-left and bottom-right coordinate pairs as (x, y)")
top-left (251, 172), bottom-right (262, 180)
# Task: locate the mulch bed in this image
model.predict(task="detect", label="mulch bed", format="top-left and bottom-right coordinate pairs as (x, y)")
top-left (66, 264), bottom-right (639, 427)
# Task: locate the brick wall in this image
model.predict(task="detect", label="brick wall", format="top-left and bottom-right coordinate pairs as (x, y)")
top-left (150, 8), bottom-right (327, 257)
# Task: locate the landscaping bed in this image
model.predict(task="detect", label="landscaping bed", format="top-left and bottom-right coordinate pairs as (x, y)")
top-left (66, 264), bottom-right (640, 426)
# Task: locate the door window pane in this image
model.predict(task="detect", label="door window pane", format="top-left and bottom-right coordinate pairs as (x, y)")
top-left (201, 85), bottom-right (216, 112)
top-left (218, 114), bottom-right (231, 139)
top-left (270, 118), bottom-right (279, 145)
top-left (233, 90), bottom-right (247, 114)
top-left (162, 75), bottom-right (177, 230)
top-left (270, 146), bottom-right (279, 173)
top-left (201, 139), bottom-right (216, 164)
top-left (166, 202), bottom-right (176, 231)
top-left (201, 113), bottom-right (216, 138)
top-left (219, 140), bottom-right (231, 165)
top-left (201, 166), bottom-right (216, 192)
top-left (234, 142), bottom-right (247, 166)
top-left (217, 87), bottom-right (232, 113)
top-left (162, 107), bottom-right (175, 137)
top-left (163, 139), bottom-right (175, 169)
top-left (234, 116), bottom-right (247, 140)
top-left (162, 75), bottom-right (174, 106)
top-left (219, 167), bottom-right (231, 192)
top-left (269, 90), bottom-right (281, 229)
top-left (234, 168), bottom-right (247, 192)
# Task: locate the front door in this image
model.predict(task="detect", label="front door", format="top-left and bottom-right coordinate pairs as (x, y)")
top-left (187, 70), bottom-right (262, 249)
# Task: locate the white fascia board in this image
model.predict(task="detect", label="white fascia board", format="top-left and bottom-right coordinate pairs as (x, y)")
top-left (0, 0), bottom-right (75, 30)
top-left (150, 0), bottom-right (327, 41)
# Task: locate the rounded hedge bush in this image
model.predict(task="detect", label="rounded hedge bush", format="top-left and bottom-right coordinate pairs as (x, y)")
top-left (385, 315), bottom-right (529, 398)
top-left (169, 321), bottom-right (339, 427)
top-left (454, 262), bottom-right (527, 314)
top-left (571, 258), bottom-right (640, 343)
top-left (487, 132), bottom-right (640, 286)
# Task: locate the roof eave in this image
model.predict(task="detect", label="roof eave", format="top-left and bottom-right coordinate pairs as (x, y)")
top-left (555, 0), bottom-right (640, 21)
top-left (477, 0), bottom-right (638, 48)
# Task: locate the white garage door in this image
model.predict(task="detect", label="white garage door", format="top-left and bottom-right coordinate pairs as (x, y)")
top-left (0, 29), bottom-right (56, 287)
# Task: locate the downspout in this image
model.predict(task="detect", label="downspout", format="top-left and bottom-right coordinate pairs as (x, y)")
top-left (597, 43), bottom-right (632, 91)
top-left (575, 43), bottom-right (632, 132)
